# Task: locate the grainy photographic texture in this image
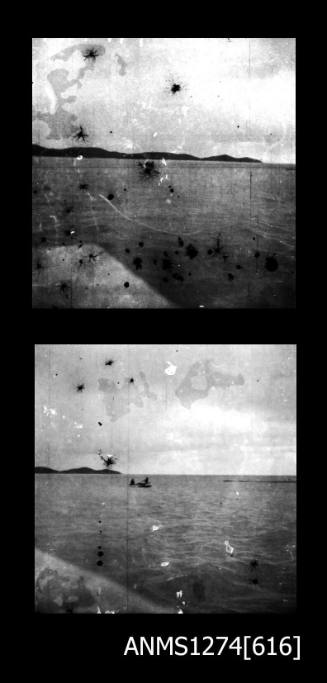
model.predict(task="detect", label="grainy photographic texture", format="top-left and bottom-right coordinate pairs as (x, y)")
top-left (32, 38), bottom-right (295, 308)
top-left (35, 345), bottom-right (296, 613)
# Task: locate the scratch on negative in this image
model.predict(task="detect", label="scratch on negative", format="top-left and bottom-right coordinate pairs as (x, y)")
top-left (98, 194), bottom-right (203, 235)
top-left (98, 193), bottom-right (168, 233)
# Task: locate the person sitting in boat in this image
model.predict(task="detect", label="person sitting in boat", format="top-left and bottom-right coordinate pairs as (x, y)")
top-left (129, 478), bottom-right (135, 486)
top-left (143, 477), bottom-right (150, 485)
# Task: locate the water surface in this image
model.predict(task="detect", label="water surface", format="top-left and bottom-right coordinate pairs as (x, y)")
top-left (32, 159), bottom-right (295, 308)
top-left (35, 474), bottom-right (296, 613)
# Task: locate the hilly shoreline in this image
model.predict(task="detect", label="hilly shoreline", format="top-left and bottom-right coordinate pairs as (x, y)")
top-left (32, 144), bottom-right (262, 163)
top-left (35, 466), bottom-right (121, 474)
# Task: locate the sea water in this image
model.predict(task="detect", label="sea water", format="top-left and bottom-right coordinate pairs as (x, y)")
top-left (32, 160), bottom-right (295, 308)
top-left (35, 474), bottom-right (296, 613)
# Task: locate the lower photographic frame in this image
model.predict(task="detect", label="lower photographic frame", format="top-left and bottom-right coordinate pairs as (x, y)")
top-left (34, 343), bottom-right (300, 659)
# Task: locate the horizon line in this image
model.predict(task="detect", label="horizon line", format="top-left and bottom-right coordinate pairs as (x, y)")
top-left (35, 468), bottom-right (296, 477)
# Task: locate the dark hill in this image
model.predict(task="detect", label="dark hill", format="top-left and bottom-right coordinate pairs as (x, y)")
top-left (61, 467), bottom-right (120, 474)
top-left (202, 154), bottom-right (262, 163)
top-left (32, 145), bottom-right (198, 160)
top-left (35, 466), bottom-right (120, 474)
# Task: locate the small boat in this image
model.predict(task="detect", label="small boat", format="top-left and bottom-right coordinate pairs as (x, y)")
top-left (135, 477), bottom-right (152, 488)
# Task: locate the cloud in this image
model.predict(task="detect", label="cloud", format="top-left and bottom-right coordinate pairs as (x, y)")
top-left (35, 345), bottom-right (296, 474)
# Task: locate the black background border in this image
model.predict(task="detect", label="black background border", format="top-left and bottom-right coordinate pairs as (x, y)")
top-left (25, 10), bottom-right (305, 669)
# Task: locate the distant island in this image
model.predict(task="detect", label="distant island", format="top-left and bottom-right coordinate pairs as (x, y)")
top-left (32, 145), bottom-right (262, 163)
top-left (35, 466), bottom-right (120, 474)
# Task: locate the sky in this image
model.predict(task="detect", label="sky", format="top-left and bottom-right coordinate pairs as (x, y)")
top-left (35, 344), bottom-right (296, 475)
top-left (32, 38), bottom-right (295, 163)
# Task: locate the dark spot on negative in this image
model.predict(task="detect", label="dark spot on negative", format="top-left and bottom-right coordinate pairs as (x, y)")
top-left (265, 255), bottom-right (278, 271)
top-left (124, 282), bottom-right (130, 288)
top-left (97, 561), bottom-right (103, 566)
top-left (254, 251), bottom-right (260, 258)
top-left (251, 578), bottom-right (259, 585)
top-left (125, 248), bottom-right (130, 254)
top-left (129, 378), bottom-right (134, 384)
top-left (73, 125), bottom-right (88, 143)
top-left (40, 237), bottom-right (47, 243)
top-left (185, 244), bottom-right (198, 259)
top-left (65, 206), bottom-right (73, 214)
top-left (162, 258), bottom-right (172, 271)
top-left (59, 282), bottom-right (69, 295)
top-left (214, 235), bottom-right (222, 255)
top-left (107, 193), bottom-right (114, 201)
top-left (36, 260), bottom-right (43, 270)
top-left (228, 273), bottom-right (234, 281)
top-left (178, 237), bottom-right (184, 247)
top-left (236, 264), bottom-right (242, 269)
top-left (79, 183), bottom-right (89, 190)
top-left (105, 360), bottom-right (114, 366)
top-left (98, 421), bottom-right (102, 426)
top-left (250, 560), bottom-right (258, 568)
top-left (133, 257), bottom-right (142, 270)
top-left (76, 383), bottom-right (85, 392)
top-left (173, 273), bottom-right (184, 282)
top-left (83, 47), bottom-right (99, 62)
top-left (97, 551), bottom-right (104, 557)
top-left (138, 241), bottom-right (144, 247)
top-left (207, 249), bottom-right (213, 255)
top-left (138, 160), bottom-right (159, 178)
top-left (171, 83), bottom-right (181, 94)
